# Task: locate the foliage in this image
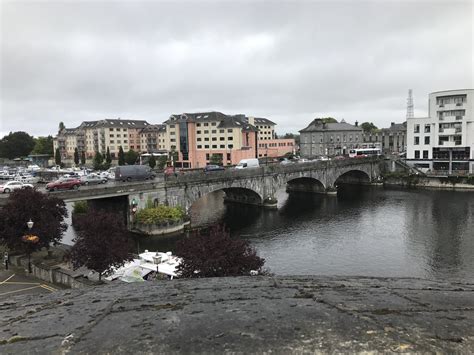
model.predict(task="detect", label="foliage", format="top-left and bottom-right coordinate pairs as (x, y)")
top-left (80, 151), bottom-right (86, 165)
top-left (320, 117), bottom-right (338, 124)
top-left (55, 147), bottom-right (61, 166)
top-left (118, 146), bottom-right (125, 166)
top-left (148, 155), bottom-right (156, 169)
top-left (93, 151), bottom-right (104, 170)
top-left (106, 147), bottom-right (112, 165)
top-left (0, 131), bottom-right (36, 159)
top-left (0, 188), bottom-right (68, 252)
top-left (74, 148), bottom-right (80, 165)
top-left (361, 122), bottom-right (379, 133)
top-left (69, 210), bottom-right (133, 281)
top-left (466, 176), bottom-right (474, 185)
top-left (125, 149), bottom-right (138, 165)
top-left (282, 133), bottom-right (300, 145)
top-left (32, 136), bottom-right (54, 156)
top-left (176, 225), bottom-right (265, 278)
top-left (209, 154), bottom-right (223, 166)
top-left (169, 149), bottom-right (179, 164)
top-left (135, 205), bottom-right (185, 225)
top-left (157, 156), bottom-right (168, 170)
top-left (72, 201), bottom-right (88, 214)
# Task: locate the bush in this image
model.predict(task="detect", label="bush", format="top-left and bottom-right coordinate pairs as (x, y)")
top-left (135, 205), bottom-right (185, 225)
top-left (176, 225), bottom-right (265, 278)
top-left (72, 201), bottom-right (88, 214)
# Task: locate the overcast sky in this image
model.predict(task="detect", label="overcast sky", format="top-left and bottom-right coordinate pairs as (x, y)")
top-left (1, 0), bottom-right (472, 137)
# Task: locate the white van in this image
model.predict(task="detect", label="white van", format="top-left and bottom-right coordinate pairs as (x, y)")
top-left (235, 158), bottom-right (260, 169)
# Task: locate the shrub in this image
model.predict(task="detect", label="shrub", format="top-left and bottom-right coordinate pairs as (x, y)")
top-left (72, 201), bottom-right (88, 214)
top-left (176, 225), bottom-right (265, 278)
top-left (135, 205), bottom-right (185, 225)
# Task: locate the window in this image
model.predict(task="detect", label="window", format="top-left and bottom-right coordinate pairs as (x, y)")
top-left (212, 137), bottom-right (217, 141)
top-left (227, 153), bottom-right (231, 161)
top-left (197, 145), bottom-right (202, 149)
top-left (204, 137), bottom-right (209, 141)
top-left (424, 137), bottom-right (430, 145)
top-left (424, 124), bottom-right (431, 133)
top-left (204, 123), bottom-right (209, 126)
top-left (212, 145), bottom-right (217, 148)
top-left (414, 150), bottom-right (420, 159)
top-left (197, 123), bottom-right (201, 127)
top-left (423, 150), bottom-right (428, 159)
top-left (197, 130), bottom-right (202, 134)
top-left (220, 145), bottom-right (225, 148)
top-left (414, 124), bottom-right (420, 133)
top-left (227, 129), bottom-right (232, 133)
top-left (212, 130), bottom-right (217, 134)
top-left (220, 137), bottom-right (225, 141)
top-left (170, 131), bottom-right (175, 135)
top-left (414, 137), bottom-right (419, 145)
top-left (204, 130), bottom-right (209, 134)
top-left (170, 125), bottom-right (175, 129)
top-left (205, 145), bottom-right (209, 149)
top-left (110, 134), bottom-right (114, 137)
top-left (197, 138), bottom-right (202, 141)
top-left (170, 138), bottom-right (176, 142)
top-left (110, 140), bottom-right (114, 143)
top-left (211, 122), bottom-right (216, 126)
top-left (219, 129), bottom-right (225, 133)
top-left (205, 153), bottom-right (210, 160)
top-left (228, 144), bottom-right (233, 149)
top-left (228, 137), bottom-right (233, 141)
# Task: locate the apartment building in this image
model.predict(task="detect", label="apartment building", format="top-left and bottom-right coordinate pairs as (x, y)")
top-left (406, 89), bottom-right (474, 173)
top-left (299, 119), bottom-right (363, 158)
top-left (363, 122), bottom-right (407, 153)
top-left (139, 124), bottom-right (167, 153)
top-left (54, 119), bottom-right (151, 161)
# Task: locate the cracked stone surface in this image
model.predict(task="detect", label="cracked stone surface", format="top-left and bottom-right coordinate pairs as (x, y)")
top-left (0, 276), bottom-right (473, 354)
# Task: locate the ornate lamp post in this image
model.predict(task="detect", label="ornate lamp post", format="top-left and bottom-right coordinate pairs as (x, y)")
top-left (22, 219), bottom-right (39, 273)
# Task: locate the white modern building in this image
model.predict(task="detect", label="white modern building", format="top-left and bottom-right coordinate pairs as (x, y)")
top-left (406, 89), bottom-right (474, 174)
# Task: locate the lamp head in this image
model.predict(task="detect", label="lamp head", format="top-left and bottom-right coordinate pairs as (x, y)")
top-left (27, 219), bottom-right (34, 229)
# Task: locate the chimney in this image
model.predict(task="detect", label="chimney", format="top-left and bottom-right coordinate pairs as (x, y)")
top-left (391, 122), bottom-right (395, 127)
top-left (355, 120), bottom-right (358, 127)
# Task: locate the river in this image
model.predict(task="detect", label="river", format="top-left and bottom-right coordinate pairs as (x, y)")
top-left (63, 186), bottom-right (474, 282)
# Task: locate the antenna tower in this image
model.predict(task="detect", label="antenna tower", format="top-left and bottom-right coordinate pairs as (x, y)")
top-left (406, 89), bottom-right (414, 119)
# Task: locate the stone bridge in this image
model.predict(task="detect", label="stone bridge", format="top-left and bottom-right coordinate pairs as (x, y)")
top-left (0, 157), bottom-right (383, 215)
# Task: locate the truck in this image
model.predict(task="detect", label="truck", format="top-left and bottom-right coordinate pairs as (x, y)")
top-left (115, 165), bottom-right (155, 182)
top-left (235, 158), bottom-right (260, 169)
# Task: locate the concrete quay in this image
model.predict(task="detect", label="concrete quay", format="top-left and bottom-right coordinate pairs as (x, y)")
top-left (0, 276), bottom-right (473, 354)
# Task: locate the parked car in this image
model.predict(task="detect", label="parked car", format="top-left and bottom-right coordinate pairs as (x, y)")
top-left (46, 178), bottom-right (81, 191)
top-left (115, 165), bottom-right (155, 182)
top-left (0, 181), bottom-right (34, 193)
top-left (204, 164), bottom-right (225, 172)
top-left (81, 174), bottom-right (107, 185)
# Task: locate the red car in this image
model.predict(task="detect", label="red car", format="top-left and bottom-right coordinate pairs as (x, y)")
top-left (46, 178), bottom-right (81, 191)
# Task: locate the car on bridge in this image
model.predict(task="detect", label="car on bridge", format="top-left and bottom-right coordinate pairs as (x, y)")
top-left (0, 181), bottom-right (34, 193)
top-left (204, 165), bottom-right (225, 172)
top-left (46, 178), bottom-right (81, 191)
top-left (80, 174), bottom-right (107, 185)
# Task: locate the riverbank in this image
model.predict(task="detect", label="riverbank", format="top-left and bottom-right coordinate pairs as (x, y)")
top-left (383, 174), bottom-right (474, 190)
top-left (0, 275), bottom-right (472, 353)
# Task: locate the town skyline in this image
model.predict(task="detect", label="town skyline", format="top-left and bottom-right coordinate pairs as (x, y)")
top-left (1, 0), bottom-right (472, 137)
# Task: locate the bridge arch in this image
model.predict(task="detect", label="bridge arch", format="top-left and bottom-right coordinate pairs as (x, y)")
top-left (334, 169), bottom-right (371, 187)
top-left (286, 177), bottom-right (326, 193)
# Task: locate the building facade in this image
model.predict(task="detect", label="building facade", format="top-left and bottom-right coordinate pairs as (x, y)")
top-left (363, 122), bottom-right (407, 154)
top-left (406, 89), bottom-right (474, 173)
top-left (299, 119), bottom-right (363, 158)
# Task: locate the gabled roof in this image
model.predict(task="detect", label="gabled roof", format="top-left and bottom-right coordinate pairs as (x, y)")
top-left (382, 122), bottom-right (407, 131)
top-left (300, 118), bottom-right (362, 133)
top-left (140, 124), bottom-right (166, 133)
top-left (166, 111), bottom-right (258, 131)
top-left (250, 117), bottom-right (276, 125)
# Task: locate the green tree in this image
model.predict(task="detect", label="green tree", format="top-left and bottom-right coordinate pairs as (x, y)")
top-left (32, 136), bottom-right (54, 156)
top-left (157, 156), bottom-right (168, 170)
top-left (118, 146), bottom-right (125, 166)
top-left (106, 147), bottom-right (112, 165)
top-left (361, 122), bottom-right (379, 133)
top-left (283, 133), bottom-right (300, 145)
top-left (321, 117), bottom-right (338, 124)
top-left (55, 147), bottom-right (61, 166)
top-left (69, 210), bottom-right (133, 281)
top-left (73, 148), bottom-right (80, 165)
top-left (0, 132), bottom-right (36, 159)
top-left (148, 155), bottom-right (156, 169)
top-left (210, 154), bottom-right (223, 166)
top-left (125, 149), bottom-right (138, 165)
top-left (93, 151), bottom-right (104, 170)
top-left (80, 151), bottom-right (86, 165)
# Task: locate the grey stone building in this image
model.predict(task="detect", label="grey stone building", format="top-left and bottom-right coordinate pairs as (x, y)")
top-left (363, 122), bottom-right (407, 154)
top-left (299, 119), bottom-right (363, 158)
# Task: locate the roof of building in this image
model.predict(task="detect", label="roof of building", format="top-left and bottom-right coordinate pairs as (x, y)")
top-left (76, 119), bottom-right (150, 129)
top-left (300, 119), bottom-right (362, 133)
top-left (140, 124), bottom-right (166, 133)
top-left (166, 111), bottom-right (258, 132)
top-left (382, 122), bottom-right (406, 132)
top-left (248, 117), bottom-right (276, 125)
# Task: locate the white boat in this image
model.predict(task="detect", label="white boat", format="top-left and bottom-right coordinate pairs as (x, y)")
top-left (105, 250), bottom-right (182, 282)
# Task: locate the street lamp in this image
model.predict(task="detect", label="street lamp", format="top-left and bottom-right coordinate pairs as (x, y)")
top-left (22, 219), bottom-right (39, 273)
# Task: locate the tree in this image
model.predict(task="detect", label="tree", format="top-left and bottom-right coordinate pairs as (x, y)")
top-left (209, 154), bottom-right (223, 166)
top-left (105, 147), bottom-right (112, 165)
top-left (74, 148), bottom-right (80, 165)
top-left (93, 151), bottom-right (104, 170)
top-left (69, 210), bottom-right (133, 281)
top-left (176, 225), bottom-right (265, 278)
top-left (283, 133), bottom-right (300, 145)
top-left (125, 149), bottom-right (138, 165)
top-left (169, 149), bottom-right (179, 166)
top-left (361, 122), bottom-right (379, 133)
top-left (0, 132), bottom-right (36, 159)
top-left (118, 146), bottom-right (125, 166)
top-left (157, 156), bottom-right (168, 170)
top-left (80, 151), bottom-right (86, 165)
top-left (0, 188), bottom-right (68, 252)
top-left (148, 154), bottom-right (156, 169)
top-left (321, 117), bottom-right (338, 124)
top-left (55, 147), bottom-right (61, 166)
top-left (32, 136), bottom-right (54, 156)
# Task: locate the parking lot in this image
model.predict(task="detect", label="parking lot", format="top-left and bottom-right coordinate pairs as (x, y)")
top-left (0, 270), bottom-right (58, 300)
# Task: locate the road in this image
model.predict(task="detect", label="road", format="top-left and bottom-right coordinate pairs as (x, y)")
top-left (0, 269), bottom-right (59, 300)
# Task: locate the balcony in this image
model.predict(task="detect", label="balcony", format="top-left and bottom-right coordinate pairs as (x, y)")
top-left (439, 141), bottom-right (456, 147)
top-left (439, 128), bottom-right (456, 135)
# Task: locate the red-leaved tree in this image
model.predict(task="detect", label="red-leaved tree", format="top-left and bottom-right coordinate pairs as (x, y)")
top-left (69, 210), bottom-right (133, 281)
top-left (176, 225), bottom-right (265, 278)
top-left (0, 188), bottom-right (68, 252)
